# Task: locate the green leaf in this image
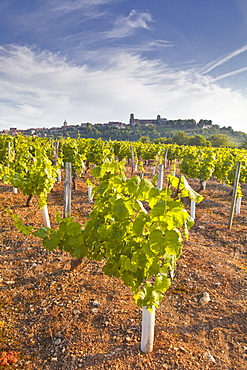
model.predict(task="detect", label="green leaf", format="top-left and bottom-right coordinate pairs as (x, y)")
top-left (133, 212), bottom-right (147, 236)
top-left (137, 178), bottom-right (153, 200)
top-left (149, 229), bottom-right (164, 252)
top-left (112, 198), bottom-right (130, 220)
top-left (150, 201), bottom-right (166, 217)
top-left (127, 176), bottom-right (141, 196)
top-left (33, 227), bottom-right (49, 239)
top-left (154, 274), bottom-right (171, 292)
top-left (43, 233), bottom-right (59, 251)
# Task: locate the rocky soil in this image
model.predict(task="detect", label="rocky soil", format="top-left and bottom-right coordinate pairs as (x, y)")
top-left (0, 165), bottom-right (246, 369)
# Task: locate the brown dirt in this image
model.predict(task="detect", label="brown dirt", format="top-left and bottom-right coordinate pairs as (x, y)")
top-left (0, 165), bottom-right (246, 370)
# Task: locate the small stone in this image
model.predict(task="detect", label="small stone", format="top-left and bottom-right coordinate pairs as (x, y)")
top-left (200, 292), bottom-right (211, 305)
top-left (92, 300), bottom-right (101, 307)
top-left (54, 338), bottom-right (62, 345)
top-left (180, 347), bottom-right (187, 353)
top-left (203, 351), bottom-right (216, 363)
top-left (5, 280), bottom-right (15, 285)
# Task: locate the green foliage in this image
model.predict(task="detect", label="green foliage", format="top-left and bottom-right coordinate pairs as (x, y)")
top-left (188, 135), bottom-right (211, 147)
top-left (172, 131), bottom-right (189, 145)
top-left (139, 136), bottom-right (150, 143)
top-left (13, 161), bottom-right (202, 310)
top-left (179, 147), bottom-right (216, 181)
top-left (10, 213), bottom-right (34, 236)
top-left (239, 141), bottom-right (247, 150)
top-left (208, 134), bottom-right (233, 148)
top-left (1, 136), bottom-right (60, 208)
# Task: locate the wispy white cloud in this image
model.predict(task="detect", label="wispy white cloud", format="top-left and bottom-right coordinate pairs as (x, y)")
top-left (51, 0), bottom-right (114, 12)
top-left (105, 10), bottom-right (153, 39)
top-left (40, 0), bottom-right (115, 16)
top-left (149, 40), bottom-right (174, 47)
top-left (213, 66), bottom-right (247, 81)
top-left (201, 44), bottom-right (247, 75)
top-left (0, 45), bottom-right (247, 131)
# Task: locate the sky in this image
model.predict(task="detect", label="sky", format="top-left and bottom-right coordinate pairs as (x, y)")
top-left (0, 0), bottom-right (247, 132)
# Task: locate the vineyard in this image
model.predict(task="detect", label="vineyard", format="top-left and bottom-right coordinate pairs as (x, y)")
top-left (0, 135), bottom-right (247, 369)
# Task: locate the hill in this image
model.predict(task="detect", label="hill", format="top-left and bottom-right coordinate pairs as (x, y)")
top-left (36, 121), bottom-right (247, 148)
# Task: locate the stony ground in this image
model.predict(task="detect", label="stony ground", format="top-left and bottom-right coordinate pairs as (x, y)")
top-left (0, 165), bottom-right (246, 370)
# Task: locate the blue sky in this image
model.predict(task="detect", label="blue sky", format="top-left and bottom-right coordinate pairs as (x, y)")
top-left (1, 0), bottom-right (247, 132)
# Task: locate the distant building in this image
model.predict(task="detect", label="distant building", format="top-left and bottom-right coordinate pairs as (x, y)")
top-left (107, 121), bottom-right (126, 129)
top-left (129, 113), bottom-right (167, 127)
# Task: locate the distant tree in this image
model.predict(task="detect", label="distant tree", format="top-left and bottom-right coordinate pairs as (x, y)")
top-left (139, 136), bottom-right (150, 143)
top-left (86, 123), bottom-right (93, 133)
top-left (188, 134), bottom-right (211, 147)
top-left (208, 134), bottom-right (232, 147)
top-left (153, 137), bottom-right (169, 144)
top-left (172, 131), bottom-right (189, 145)
top-left (184, 119), bottom-right (197, 128)
top-left (239, 141), bottom-right (247, 150)
top-left (197, 119), bottom-right (212, 127)
top-left (221, 126), bottom-right (234, 133)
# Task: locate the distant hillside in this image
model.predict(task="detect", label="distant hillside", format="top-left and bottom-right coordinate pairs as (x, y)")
top-left (18, 119), bottom-right (247, 148)
top-left (75, 122), bottom-right (247, 147)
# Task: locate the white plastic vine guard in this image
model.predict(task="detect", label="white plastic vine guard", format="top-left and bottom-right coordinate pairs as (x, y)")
top-left (88, 186), bottom-right (93, 203)
top-left (57, 169), bottom-right (62, 182)
top-left (141, 306), bottom-right (155, 353)
top-left (190, 200), bottom-right (196, 220)
top-left (42, 205), bottom-right (51, 228)
top-left (236, 197), bottom-right (242, 214)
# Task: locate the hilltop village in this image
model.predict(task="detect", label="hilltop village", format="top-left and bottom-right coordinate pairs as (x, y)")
top-left (1, 113), bottom-right (213, 138)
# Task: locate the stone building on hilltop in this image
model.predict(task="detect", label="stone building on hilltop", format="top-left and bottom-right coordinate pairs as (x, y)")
top-left (129, 113), bottom-right (167, 127)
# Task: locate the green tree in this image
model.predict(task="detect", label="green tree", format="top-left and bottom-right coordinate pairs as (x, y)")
top-left (239, 141), bottom-right (247, 150)
top-left (139, 136), bottom-right (150, 143)
top-left (153, 137), bottom-right (169, 144)
top-left (208, 134), bottom-right (232, 148)
top-left (188, 134), bottom-right (211, 147)
top-left (172, 131), bottom-right (188, 145)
